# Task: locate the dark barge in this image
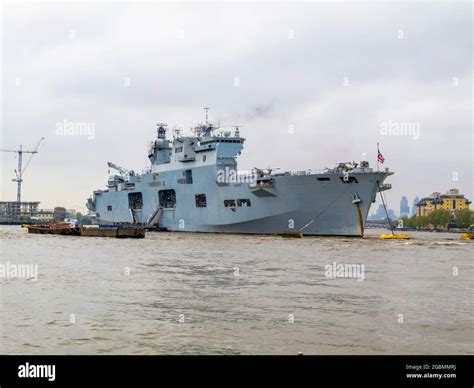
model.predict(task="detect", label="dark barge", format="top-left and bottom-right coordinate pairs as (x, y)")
top-left (27, 224), bottom-right (145, 238)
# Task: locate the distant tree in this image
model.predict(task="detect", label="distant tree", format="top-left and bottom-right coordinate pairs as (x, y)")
top-left (406, 216), bottom-right (416, 229)
top-left (417, 215), bottom-right (430, 229)
top-left (412, 216), bottom-right (419, 229)
top-left (426, 211), bottom-right (436, 228)
top-left (439, 209), bottom-right (453, 229)
top-left (399, 216), bottom-right (410, 228)
top-left (75, 212), bottom-right (84, 222)
top-left (427, 209), bottom-right (452, 229)
top-left (455, 209), bottom-right (473, 229)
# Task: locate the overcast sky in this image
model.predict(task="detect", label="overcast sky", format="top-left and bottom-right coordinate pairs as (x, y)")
top-left (1, 1), bottom-right (472, 214)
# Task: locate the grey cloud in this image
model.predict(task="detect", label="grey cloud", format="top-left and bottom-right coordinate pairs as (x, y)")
top-left (1, 2), bottom-right (472, 211)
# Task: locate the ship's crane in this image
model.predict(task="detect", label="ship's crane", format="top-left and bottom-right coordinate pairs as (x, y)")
top-left (0, 137), bottom-right (45, 203)
top-left (107, 161), bottom-right (130, 177)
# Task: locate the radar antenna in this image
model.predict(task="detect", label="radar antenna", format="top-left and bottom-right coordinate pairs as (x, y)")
top-left (231, 125), bottom-right (244, 138)
top-left (173, 126), bottom-right (182, 139)
top-left (156, 123), bottom-right (168, 139)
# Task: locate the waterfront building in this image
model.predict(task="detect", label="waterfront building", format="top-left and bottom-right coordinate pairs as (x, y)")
top-left (416, 189), bottom-right (471, 216)
top-left (0, 201), bottom-right (40, 222)
top-left (369, 204), bottom-right (397, 221)
top-left (53, 207), bottom-right (67, 222)
top-left (400, 196), bottom-right (410, 217)
top-left (31, 210), bottom-right (54, 223)
top-left (411, 197), bottom-right (419, 215)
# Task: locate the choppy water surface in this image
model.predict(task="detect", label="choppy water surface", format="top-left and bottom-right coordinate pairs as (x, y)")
top-left (0, 226), bottom-right (472, 354)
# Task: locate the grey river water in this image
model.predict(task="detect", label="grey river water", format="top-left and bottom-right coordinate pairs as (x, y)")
top-left (0, 226), bottom-right (472, 354)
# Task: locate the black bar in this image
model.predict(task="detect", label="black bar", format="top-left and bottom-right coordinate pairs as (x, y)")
top-left (0, 355), bottom-right (472, 386)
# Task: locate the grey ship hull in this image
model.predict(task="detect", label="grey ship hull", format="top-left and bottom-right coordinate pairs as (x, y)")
top-left (89, 166), bottom-right (390, 236)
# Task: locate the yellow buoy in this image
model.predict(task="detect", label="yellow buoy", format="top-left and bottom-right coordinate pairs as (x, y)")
top-left (460, 233), bottom-right (474, 240)
top-left (379, 233), bottom-right (410, 239)
top-left (281, 232), bottom-right (304, 238)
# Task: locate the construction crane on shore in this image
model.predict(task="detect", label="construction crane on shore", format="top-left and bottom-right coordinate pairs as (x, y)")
top-left (0, 137), bottom-right (45, 203)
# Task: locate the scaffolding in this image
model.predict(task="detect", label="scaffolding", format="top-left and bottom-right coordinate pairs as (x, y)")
top-left (0, 201), bottom-right (40, 222)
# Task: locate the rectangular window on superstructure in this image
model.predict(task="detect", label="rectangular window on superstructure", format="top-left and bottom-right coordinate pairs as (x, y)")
top-left (107, 205), bottom-right (112, 211)
top-left (224, 199), bottom-right (236, 207)
top-left (317, 177), bottom-right (331, 181)
top-left (177, 169), bottom-right (193, 184)
top-left (237, 199), bottom-right (251, 207)
top-left (195, 194), bottom-right (207, 208)
top-left (175, 147), bottom-right (183, 153)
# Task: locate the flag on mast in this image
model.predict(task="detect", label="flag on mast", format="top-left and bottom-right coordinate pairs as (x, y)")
top-left (377, 143), bottom-right (385, 164)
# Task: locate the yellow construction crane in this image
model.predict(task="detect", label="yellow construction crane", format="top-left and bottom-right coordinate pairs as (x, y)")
top-left (0, 137), bottom-right (45, 203)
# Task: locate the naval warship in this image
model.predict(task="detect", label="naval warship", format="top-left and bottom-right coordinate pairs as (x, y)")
top-left (86, 112), bottom-right (392, 236)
